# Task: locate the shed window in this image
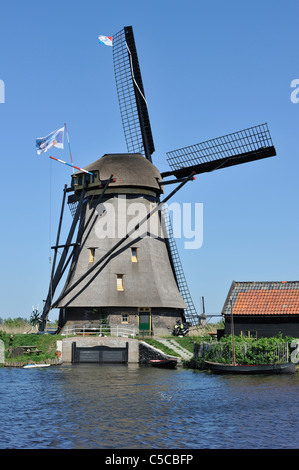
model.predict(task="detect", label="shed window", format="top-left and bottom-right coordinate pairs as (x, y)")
top-left (241, 330), bottom-right (257, 339)
top-left (116, 274), bottom-right (124, 291)
top-left (131, 247), bottom-right (138, 263)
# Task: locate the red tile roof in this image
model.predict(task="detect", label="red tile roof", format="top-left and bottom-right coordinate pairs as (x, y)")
top-left (233, 290), bottom-right (299, 315)
top-left (222, 281), bottom-right (299, 316)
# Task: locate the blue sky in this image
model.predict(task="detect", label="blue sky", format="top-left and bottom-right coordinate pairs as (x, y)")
top-left (0, 0), bottom-right (298, 321)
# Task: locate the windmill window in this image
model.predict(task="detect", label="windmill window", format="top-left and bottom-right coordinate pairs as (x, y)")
top-left (85, 173), bottom-right (95, 184)
top-left (116, 274), bottom-right (124, 291)
top-left (89, 248), bottom-right (96, 263)
top-left (121, 313), bottom-right (129, 323)
top-left (131, 247), bottom-right (138, 263)
top-left (73, 175), bottom-right (82, 187)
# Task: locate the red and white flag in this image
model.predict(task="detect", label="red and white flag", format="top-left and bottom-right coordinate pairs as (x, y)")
top-left (98, 35), bottom-right (112, 46)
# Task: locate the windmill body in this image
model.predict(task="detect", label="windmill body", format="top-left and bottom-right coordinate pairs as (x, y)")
top-left (56, 153), bottom-right (186, 335)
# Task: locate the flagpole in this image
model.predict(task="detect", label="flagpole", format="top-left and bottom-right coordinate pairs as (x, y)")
top-left (64, 123), bottom-right (74, 173)
top-left (49, 156), bottom-right (94, 176)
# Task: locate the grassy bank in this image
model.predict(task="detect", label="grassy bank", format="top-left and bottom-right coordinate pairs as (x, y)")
top-left (0, 322), bottom-right (220, 366)
top-left (140, 338), bottom-right (180, 356)
top-left (141, 334), bottom-right (211, 358)
top-left (0, 331), bottom-right (63, 365)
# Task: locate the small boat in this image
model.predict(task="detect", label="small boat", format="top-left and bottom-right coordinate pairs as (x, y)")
top-left (150, 359), bottom-right (177, 369)
top-left (23, 363), bottom-right (51, 369)
top-left (204, 360), bottom-right (295, 375)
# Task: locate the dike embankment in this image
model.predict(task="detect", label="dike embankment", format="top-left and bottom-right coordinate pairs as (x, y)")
top-left (1, 334), bottom-right (193, 366)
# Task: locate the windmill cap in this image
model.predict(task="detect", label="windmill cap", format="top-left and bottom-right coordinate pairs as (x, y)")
top-left (78, 153), bottom-right (163, 192)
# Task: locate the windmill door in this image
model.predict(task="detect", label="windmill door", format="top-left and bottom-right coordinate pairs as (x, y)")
top-left (138, 308), bottom-right (151, 335)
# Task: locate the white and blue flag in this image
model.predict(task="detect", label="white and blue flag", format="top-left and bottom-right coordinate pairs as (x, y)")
top-left (36, 127), bottom-right (64, 155)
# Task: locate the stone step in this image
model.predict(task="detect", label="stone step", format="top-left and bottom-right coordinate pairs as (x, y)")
top-left (168, 339), bottom-right (193, 359)
top-left (154, 337), bottom-right (193, 360)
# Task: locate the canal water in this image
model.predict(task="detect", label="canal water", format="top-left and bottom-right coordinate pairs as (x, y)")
top-left (0, 363), bottom-right (298, 449)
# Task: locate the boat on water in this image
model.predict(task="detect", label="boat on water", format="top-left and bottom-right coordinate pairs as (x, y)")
top-left (150, 359), bottom-right (178, 369)
top-left (23, 363), bottom-right (51, 369)
top-left (204, 360), bottom-right (295, 375)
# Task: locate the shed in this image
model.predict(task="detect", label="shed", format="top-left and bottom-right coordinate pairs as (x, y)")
top-left (222, 281), bottom-right (299, 338)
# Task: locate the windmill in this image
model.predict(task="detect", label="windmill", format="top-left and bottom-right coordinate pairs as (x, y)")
top-left (39, 26), bottom-right (276, 335)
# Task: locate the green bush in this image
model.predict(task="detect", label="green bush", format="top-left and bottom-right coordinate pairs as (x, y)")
top-left (198, 334), bottom-right (294, 365)
top-left (0, 331), bottom-right (10, 348)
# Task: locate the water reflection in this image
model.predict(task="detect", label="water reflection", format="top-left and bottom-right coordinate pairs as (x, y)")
top-left (0, 364), bottom-right (299, 449)
top-left (55, 364), bottom-right (185, 449)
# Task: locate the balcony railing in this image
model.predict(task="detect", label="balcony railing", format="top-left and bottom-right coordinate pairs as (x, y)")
top-left (61, 325), bottom-right (137, 338)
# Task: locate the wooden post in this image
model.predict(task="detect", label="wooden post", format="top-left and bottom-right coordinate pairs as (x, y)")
top-left (50, 184), bottom-right (68, 294)
top-left (230, 300), bottom-right (236, 366)
top-left (71, 342), bottom-right (76, 363)
top-left (40, 186), bottom-right (87, 330)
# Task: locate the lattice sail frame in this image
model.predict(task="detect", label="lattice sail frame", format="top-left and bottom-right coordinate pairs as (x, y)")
top-left (162, 205), bottom-right (199, 326)
top-left (112, 26), bottom-right (155, 161)
top-left (164, 123), bottom-right (276, 178)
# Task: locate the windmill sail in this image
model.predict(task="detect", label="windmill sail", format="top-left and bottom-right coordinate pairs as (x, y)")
top-left (113, 26), bottom-right (155, 161)
top-left (162, 123), bottom-right (276, 178)
top-left (162, 205), bottom-right (199, 327)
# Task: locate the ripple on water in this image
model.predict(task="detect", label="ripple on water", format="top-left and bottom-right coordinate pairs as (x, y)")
top-left (1, 365), bottom-right (299, 448)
